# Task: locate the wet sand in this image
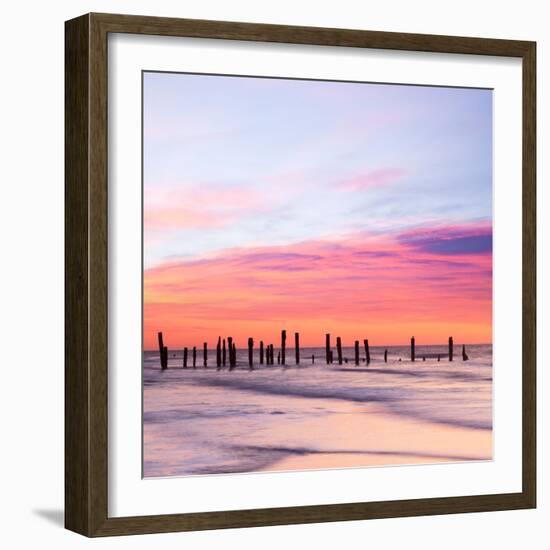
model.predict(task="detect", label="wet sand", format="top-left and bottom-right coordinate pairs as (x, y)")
top-left (257, 400), bottom-right (492, 473)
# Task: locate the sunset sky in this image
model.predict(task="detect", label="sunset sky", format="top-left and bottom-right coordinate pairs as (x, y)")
top-left (143, 72), bottom-right (492, 349)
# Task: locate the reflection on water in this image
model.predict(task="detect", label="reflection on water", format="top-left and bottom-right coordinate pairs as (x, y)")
top-left (143, 345), bottom-right (492, 477)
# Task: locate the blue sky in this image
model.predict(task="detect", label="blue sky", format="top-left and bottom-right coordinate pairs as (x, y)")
top-left (143, 71), bottom-right (492, 268)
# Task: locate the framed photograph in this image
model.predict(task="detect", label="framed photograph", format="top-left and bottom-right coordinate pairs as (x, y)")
top-left (65, 13), bottom-right (536, 537)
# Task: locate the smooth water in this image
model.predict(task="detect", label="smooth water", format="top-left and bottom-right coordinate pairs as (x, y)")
top-left (143, 344), bottom-right (492, 477)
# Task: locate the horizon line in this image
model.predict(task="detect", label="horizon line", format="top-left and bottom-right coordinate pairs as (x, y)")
top-left (144, 342), bottom-right (492, 352)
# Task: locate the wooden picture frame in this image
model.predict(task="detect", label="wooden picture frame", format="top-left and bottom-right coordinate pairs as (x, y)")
top-left (65, 12), bottom-right (536, 537)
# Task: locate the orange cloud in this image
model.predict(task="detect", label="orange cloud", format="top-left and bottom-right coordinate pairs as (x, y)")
top-left (144, 223), bottom-right (492, 350)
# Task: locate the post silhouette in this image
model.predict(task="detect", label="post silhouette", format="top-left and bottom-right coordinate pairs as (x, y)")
top-left (462, 344), bottom-right (469, 361)
top-left (158, 332), bottom-right (167, 369)
top-left (325, 334), bottom-right (331, 364)
top-left (232, 343), bottom-right (237, 370)
top-left (192, 346), bottom-right (196, 368)
top-left (336, 337), bottom-right (343, 365)
top-left (183, 347), bottom-right (188, 368)
top-left (277, 351), bottom-right (281, 365)
top-left (260, 341), bottom-right (264, 365)
top-left (354, 341), bottom-right (359, 365)
top-left (329, 350), bottom-right (334, 364)
top-left (281, 330), bottom-right (287, 365)
top-left (227, 337), bottom-right (233, 369)
top-left (216, 337), bottom-right (222, 369)
top-left (411, 336), bottom-right (416, 362)
top-left (222, 339), bottom-right (226, 367)
top-left (449, 337), bottom-right (454, 362)
top-left (364, 339), bottom-right (371, 365)
top-left (384, 349), bottom-right (388, 363)
top-left (295, 332), bottom-right (300, 365)
top-left (312, 354), bottom-right (315, 364)
top-left (163, 346), bottom-right (168, 369)
top-left (203, 342), bottom-right (208, 367)
top-left (248, 337), bottom-right (254, 369)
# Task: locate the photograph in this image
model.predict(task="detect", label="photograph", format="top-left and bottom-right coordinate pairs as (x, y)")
top-left (142, 71), bottom-right (494, 478)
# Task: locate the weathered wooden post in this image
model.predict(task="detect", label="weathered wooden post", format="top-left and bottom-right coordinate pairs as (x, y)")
top-left (462, 344), bottom-right (469, 361)
top-left (364, 339), bottom-right (371, 365)
top-left (354, 341), bottom-right (359, 365)
top-left (183, 347), bottom-right (188, 368)
top-left (295, 332), bottom-right (300, 365)
top-left (222, 339), bottom-right (226, 367)
top-left (411, 336), bottom-right (416, 362)
top-left (312, 354), bottom-right (315, 364)
top-left (438, 354), bottom-right (441, 362)
top-left (228, 341), bottom-right (237, 370)
top-left (277, 351), bottom-right (281, 365)
top-left (329, 350), bottom-right (333, 364)
top-left (163, 346), bottom-right (168, 369)
top-left (449, 336), bottom-right (454, 362)
top-left (336, 337), bottom-right (343, 365)
top-left (248, 337), bottom-right (254, 369)
top-left (203, 342), bottom-right (208, 367)
top-left (158, 332), bottom-right (167, 369)
top-left (216, 337), bottom-right (222, 369)
top-left (384, 349), bottom-right (388, 363)
top-left (269, 344), bottom-right (274, 365)
top-left (260, 341), bottom-right (264, 365)
top-left (192, 346), bottom-right (196, 368)
top-left (281, 330), bottom-right (287, 365)
top-left (227, 337), bottom-right (233, 368)
top-left (325, 334), bottom-right (331, 364)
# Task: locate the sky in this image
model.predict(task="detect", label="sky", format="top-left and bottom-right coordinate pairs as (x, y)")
top-left (143, 71), bottom-right (493, 349)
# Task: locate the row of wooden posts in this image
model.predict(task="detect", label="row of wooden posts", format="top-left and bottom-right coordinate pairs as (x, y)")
top-left (157, 331), bottom-right (469, 370)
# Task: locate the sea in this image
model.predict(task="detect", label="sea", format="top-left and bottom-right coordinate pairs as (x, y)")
top-left (143, 344), bottom-right (492, 477)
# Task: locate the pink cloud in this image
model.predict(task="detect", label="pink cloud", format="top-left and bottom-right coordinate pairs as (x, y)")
top-left (144, 182), bottom-right (264, 232)
top-left (337, 168), bottom-right (407, 192)
top-left (144, 222), bottom-right (492, 349)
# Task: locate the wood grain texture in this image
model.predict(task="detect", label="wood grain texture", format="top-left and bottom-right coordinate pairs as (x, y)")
top-left (92, 12), bottom-right (532, 56)
top-left (64, 12), bottom-right (537, 537)
top-left (65, 13), bottom-right (91, 535)
top-left (521, 42), bottom-right (537, 508)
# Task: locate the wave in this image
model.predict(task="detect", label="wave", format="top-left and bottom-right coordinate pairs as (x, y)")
top-left (183, 371), bottom-right (492, 431)
top-left (179, 444), bottom-right (489, 476)
top-left (231, 444), bottom-right (487, 463)
top-left (188, 374), bottom-right (394, 404)
top-left (144, 407), bottom-right (287, 424)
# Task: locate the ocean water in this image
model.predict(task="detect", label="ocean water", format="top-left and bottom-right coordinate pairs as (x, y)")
top-left (143, 344), bottom-right (492, 477)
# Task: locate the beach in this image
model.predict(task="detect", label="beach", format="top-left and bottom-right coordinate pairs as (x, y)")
top-left (143, 344), bottom-right (492, 477)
